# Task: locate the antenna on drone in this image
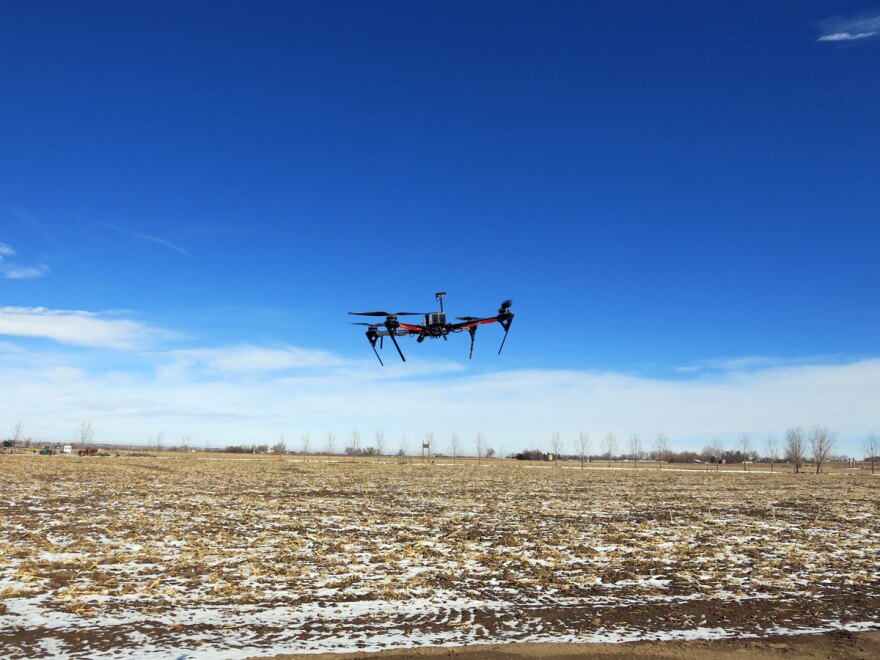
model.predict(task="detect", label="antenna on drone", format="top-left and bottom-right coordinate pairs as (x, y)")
top-left (435, 291), bottom-right (446, 312)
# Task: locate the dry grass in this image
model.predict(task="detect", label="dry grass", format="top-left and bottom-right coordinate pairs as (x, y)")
top-left (0, 454), bottom-right (878, 658)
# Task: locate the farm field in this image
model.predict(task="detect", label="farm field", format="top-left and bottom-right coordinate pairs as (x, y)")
top-left (1, 454), bottom-right (878, 659)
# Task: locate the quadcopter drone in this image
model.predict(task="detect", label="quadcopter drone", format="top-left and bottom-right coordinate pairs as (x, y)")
top-left (349, 292), bottom-right (514, 365)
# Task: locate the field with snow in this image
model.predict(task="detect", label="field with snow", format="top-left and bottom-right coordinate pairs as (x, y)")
top-left (1, 454), bottom-right (878, 658)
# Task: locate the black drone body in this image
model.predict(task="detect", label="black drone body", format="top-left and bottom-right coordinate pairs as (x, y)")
top-left (349, 292), bottom-right (514, 365)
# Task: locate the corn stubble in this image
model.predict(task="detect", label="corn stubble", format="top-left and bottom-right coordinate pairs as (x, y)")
top-left (1, 455), bottom-right (878, 657)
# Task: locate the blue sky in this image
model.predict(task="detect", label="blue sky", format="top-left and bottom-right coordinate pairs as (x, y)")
top-left (2, 2), bottom-right (879, 454)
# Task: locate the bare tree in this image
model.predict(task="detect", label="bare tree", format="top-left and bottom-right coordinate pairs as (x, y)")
top-left (809, 427), bottom-right (836, 474)
top-left (12, 421), bottom-right (24, 446)
top-left (450, 432), bottom-right (461, 463)
top-left (398, 435), bottom-right (408, 459)
top-left (79, 420), bottom-right (94, 450)
top-left (628, 432), bottom-right (641, 469)
top-left (326, 431), bottom-right (336, 456)
top-left (272, 434), bottom-right (287, 455)
top-left (181, 435), bottom-right (191, 453)
top-left (301, 432), bottom-right (311, 455)
top-left (766, 434), bottom-right (778, 473)
top-left (475, 432), bottom-right (486, 464)
top-left (711, 436), bottom-right (724, 471)
top-left (576, 430), bottom-right (590, 468)
top-left (654, 432), bottom-right (668, 469)
top-left (738, 433), bottom-right (752, 472)
top-left (784, 426), bottom-right (806, 474)
top-left (156, 431), bottom-right (164, 453)
top-left (550, 431), bottom-right (562, 465)
top-left (347, 429), bottom-right (361, 458)
top-left (375, 428), bottom-right (385, 462)
top-left (865, 432), bottom-right (879, 475)
top-left (604, 432), bottom-right (616, 468)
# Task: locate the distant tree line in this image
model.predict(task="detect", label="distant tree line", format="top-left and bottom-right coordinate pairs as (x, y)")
top-left (12, 417), bottom-right (871, 475)
top-left (509, 426), bottom-right (873, 474)
top-left (224, 444), bottom-right (270, 454)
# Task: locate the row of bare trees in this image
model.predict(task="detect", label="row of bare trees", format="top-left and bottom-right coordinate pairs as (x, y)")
top-left (3, 420), bottom-right (93, 448)
top-left (272, 429), bottom-right (494, 462)
top-left (782, 426), bottom-right (837, 474)
top-left (560, 431), bottom-right (670, 469)
top-left (542, 428), bottom-right (875, 474)
top-left (9, 419), bottom-right (878, 475)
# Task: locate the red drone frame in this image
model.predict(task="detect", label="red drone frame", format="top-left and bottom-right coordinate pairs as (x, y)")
top-left (349, 292), bottom-right (514, 365)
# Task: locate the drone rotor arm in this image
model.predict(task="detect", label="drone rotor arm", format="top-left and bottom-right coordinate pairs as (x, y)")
top-left (449, 316), bottom-right (498, 331)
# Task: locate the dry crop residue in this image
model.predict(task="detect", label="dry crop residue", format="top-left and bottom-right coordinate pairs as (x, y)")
top-left (1, 455), bottom-right (878, 658)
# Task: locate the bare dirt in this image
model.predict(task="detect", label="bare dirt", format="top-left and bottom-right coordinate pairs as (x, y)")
top-left (255, 631), bottom-right (880, 659)
top-left (253, 632), bottom-right (880, 660)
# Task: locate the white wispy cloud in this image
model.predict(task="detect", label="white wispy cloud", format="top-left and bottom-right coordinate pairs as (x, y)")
top-left (0, 242), bottom-right (49, 279)
top-left (675, 354), bottom-right (839, 374)
top-left (0, 307), bottom-right (175, 349)
top-left (78, 217), bottom-right (189, 255)
top-left (0, 339), bottom-right (878, 455)
top-left (167, 345), bottom-right (344, 373)
top-left (817, 11), bottom-right (880, 42)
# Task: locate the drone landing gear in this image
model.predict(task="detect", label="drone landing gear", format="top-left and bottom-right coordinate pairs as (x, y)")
top-left (387, 331), bottom-right (406, 362)
top-left (367, 331), bottom-right (384, 366)
top-left (468, 326), bottom-right (477, 360)
top-left (498, 315), bottom-right (513, 355)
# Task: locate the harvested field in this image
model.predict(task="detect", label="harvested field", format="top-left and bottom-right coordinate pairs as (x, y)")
top-left (1, 455), bottom-right (878, 658)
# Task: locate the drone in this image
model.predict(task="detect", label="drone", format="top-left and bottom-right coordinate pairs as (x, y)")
top-left (349, 292), bottom-right (514, 365)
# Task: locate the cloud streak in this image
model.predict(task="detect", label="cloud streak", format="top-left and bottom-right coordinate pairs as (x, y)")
top-left (817, 11), bottom-right (880, 42)
top-left (166, 345), bottom-right (345, 373)
top-left (0, 242), bottom-right (49, 279)
top-left (0, 337), bottom-right (877, 454)
top-left (0, 306), bottom-right (175, 349)
top-left (79, 217), bottom-right (189, 255)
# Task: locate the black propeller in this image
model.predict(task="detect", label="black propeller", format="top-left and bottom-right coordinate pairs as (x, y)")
top-left (349, 311), bottom-right (423, 317)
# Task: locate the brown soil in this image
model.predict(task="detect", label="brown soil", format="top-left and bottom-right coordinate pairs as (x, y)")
top-left (254, 630), bottom-right (880, 659)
